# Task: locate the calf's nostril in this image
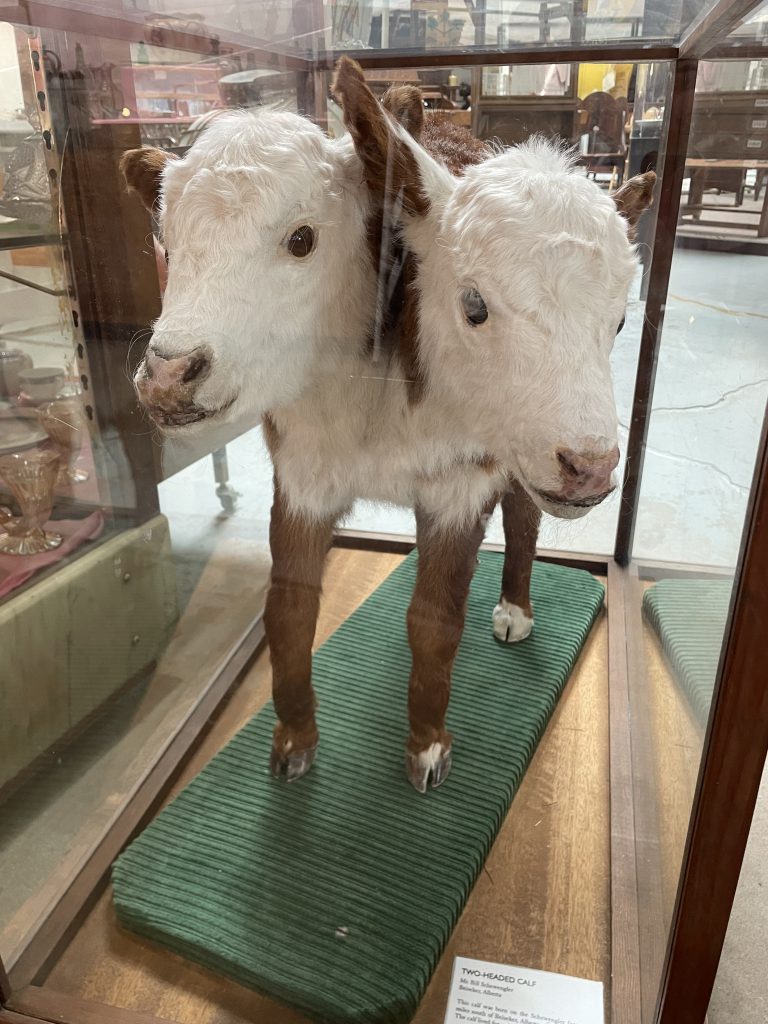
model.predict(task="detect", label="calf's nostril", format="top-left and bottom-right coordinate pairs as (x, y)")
top-left (182, 354), bottom-right (209, 384)
top-left (557, 449), bottom-right (581, 479)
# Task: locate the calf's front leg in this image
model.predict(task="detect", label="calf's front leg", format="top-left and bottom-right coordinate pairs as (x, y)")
top-left (406, 502), bottom-right (491, 792)
top-left (492, 479), bottom-right (541, 643)
top-left (265, 480), bottom-right (339, 782)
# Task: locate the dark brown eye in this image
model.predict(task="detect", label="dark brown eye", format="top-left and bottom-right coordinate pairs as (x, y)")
top-left (616, 314), bottom-right (626, 334)
top-left (461, 288), bottom-right (488, 326)
top-left (286, 225), bottom-right (315, 258)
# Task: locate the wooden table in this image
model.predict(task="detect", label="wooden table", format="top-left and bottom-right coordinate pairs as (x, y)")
top-left (683, 158), bottom-right (768, 237)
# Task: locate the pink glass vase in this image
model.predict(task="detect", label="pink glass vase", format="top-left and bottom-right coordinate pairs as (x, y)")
top-left (0, 448), bottom-right (62, 555)
top-left (38, 398), bottom-right (89, 485)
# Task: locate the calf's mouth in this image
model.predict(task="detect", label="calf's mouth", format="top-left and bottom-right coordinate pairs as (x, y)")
top-left (145, 393), bottom-right (237, 431)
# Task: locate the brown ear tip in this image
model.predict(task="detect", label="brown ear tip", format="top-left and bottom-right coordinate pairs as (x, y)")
top-left (381, 84), bottom-right (425, 134)
top-left (332, 55), bottom-right (365, 90)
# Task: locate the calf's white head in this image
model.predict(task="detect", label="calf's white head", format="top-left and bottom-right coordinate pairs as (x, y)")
top-left (334, 58), bottom-right (655, 518)
top-left (122, 110), bottom-right (373, 431)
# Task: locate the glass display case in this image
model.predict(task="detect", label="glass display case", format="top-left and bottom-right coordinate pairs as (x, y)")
top-left (0, 4), bottom-right (767, 1024)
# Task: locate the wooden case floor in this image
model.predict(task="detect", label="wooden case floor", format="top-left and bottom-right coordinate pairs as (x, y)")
top-left (44, 549), bottom-right (611, 1024)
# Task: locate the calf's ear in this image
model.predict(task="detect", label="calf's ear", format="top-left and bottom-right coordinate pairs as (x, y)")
top-left (380, 83), bottom-right (425, 140)
top-left (120, 147), bottom-right (174, 214)
top-left (332, 56), bottom-right (451, 219)
top-left (612, 170), bottom-right (656, 228)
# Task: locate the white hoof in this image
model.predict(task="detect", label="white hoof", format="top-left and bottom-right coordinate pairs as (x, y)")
top-left (492, 599), bottom-right (534, 644)
top-left (405, 742), bottom-right (452, 793)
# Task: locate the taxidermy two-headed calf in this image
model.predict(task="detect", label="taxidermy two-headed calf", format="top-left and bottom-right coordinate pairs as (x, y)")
top-left (121, 58), bottom-right (654, 792)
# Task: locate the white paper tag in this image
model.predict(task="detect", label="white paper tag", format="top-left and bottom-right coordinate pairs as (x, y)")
top-left (443, 957), bottom-right (603, 1024)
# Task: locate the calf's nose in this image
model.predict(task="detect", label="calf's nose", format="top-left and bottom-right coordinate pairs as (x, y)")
top-left (136, 345), bottom-right (211, 414)
top-left (144, 347), bottom-right (210, 389)
top-left (556, 445), bottom-right (619, 499)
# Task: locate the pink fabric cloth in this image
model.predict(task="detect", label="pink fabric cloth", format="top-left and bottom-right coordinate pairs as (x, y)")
top-left (0, 510), bottom-right (105, 599)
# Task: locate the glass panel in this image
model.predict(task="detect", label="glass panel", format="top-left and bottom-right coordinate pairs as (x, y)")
top-left (3, 1), bottom-right (729, 61)
top-left (0, 22), bottom-right (271, 962)
top-left (0, 11), bottom-right (670, 1003)
top-left (628, 59), bottom-right (768, 1022)
top-left (721, 0), bottom-right (768, 47)
top-left (1, 0), bottom-right (765, 1018)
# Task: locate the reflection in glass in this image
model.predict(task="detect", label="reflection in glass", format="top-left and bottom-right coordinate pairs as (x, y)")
top-left (37, 397), bottom-right (89, 485)
top-left (0, 3), bottom-right (765, 1018)
top-left (0, 447), bottom-right (61, 554)
top-left (629, 56), bottom-right (768, 1023)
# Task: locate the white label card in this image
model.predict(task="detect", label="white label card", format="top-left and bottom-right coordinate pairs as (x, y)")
top-left (444, 957), bottom-right (603, 1024)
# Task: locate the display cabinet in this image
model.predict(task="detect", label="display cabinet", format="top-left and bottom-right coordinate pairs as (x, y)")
top-left (0, 3), bottom-right (767, 1024)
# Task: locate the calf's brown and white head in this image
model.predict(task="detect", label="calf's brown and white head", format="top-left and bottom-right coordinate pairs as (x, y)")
top-left (334, 58), bottom-right (655, 519)
top-left (122, 110), bottom-right (373, 431)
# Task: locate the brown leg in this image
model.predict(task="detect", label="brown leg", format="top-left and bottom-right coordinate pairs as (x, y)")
top-left (405, 502), bottom-right (491, 792)
top-left (492, 479), bottom-right (541, 644)
top-left (264, 479), bottom-right (339, 781)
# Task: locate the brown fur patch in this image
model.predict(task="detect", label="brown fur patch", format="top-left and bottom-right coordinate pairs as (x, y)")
top-left (500, 480), bottom-right (541, 617)
top-left (612, 170), bottom-right (657, 229)
top-left (356, 72), bottom-right (430, 398)
top-left (332, 57), bottom-right (429, 219)
top-left (399, 259), bottom-right (425, 403)
top-left (336, 64), bottom-right (500, 412)
top-left (406, 497), bottom-right (497, 752)
top-left (264, 480), bottom-right (338, 755)
top-left (422, 116), bottom-right (490, 175)
top-left (120, 147), bottom-right (173, 214)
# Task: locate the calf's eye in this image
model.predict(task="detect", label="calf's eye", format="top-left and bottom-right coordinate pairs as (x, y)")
top-left (461, 288), bottom-right (488, 326)
top-left (286, 225), bottom-right (315, 258)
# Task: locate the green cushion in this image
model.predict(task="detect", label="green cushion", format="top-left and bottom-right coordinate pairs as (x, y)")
top-left (643, 577), bottom-right (733, 724)
top-left (112, 551), bottom-right (604, 1024)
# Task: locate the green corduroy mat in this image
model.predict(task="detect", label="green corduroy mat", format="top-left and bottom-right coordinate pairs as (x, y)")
top-left (112, 552), bottom-right (604, 1024)
top-left (643, 577), bottom-right (732, 725)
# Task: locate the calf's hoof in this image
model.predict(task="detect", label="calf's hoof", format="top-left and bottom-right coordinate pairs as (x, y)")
top-left (492, 598), bottom-right (534, 644)
top-left (406, 740), bottom-right (453, 793)
top-left (270, 745), bottom-right (317, 782)
top-left (270, 723), bottom-right (318, 782)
